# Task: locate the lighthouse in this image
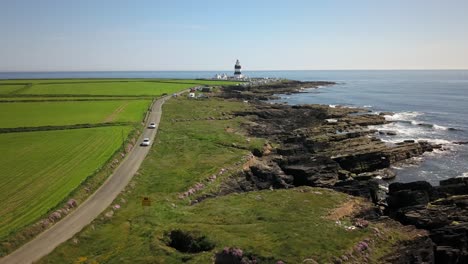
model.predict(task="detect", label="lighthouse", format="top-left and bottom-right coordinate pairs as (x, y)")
top-left (234, 59), bottom-right (242, 78)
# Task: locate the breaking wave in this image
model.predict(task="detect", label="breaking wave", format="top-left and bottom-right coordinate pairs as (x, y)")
top-left (384, 111), bottom-right (422, 122)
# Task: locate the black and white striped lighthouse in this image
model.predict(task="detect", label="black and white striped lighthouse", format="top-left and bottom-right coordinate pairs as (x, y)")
top-left (234, 59), bottom-right (242, 77)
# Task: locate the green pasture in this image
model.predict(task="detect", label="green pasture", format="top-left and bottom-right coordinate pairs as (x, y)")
top-left (16, 82), bottom-right (191, 96)
top-left (0, 85), bottom-right (24, 94)
top-left (0, 79), bottom-right (240, 97)
top-left (160, 79), bottom-right (241, 85)
top-left (39, 97), bottom-right (408, 263)
top-left (0, 126), bottom-right (133, 239)
top-left (0, 79), bottom-right (146, 85)
top-left (0, 100), bottom-right (151, 128)
top-left (0, 97), bottom-right (150, 101)
top-left (0, 78), bottom-right (241, 86)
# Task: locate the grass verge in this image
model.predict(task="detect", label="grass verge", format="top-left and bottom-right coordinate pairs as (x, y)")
top-left (37, 96), bottom-right (419, 263)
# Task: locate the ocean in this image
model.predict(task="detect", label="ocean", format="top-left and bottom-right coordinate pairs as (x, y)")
top-left (1, 70), bottom-right (467, 185)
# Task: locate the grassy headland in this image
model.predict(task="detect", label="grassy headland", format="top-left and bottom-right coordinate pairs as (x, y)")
top-left (0, 79), bottom-right (239, 255)
top-left (37, 95), bottom-right (419, 263)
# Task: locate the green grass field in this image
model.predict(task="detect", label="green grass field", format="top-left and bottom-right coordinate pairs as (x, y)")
top-left (0, 100), bottom-right (151, 128)
top-left (0, 126), bottom-right (133, 239)
top-left (16, 82), bottom-right (193, 96)
top-left (0, 78), bottom-right (246, 255)
top-left (0, 97), bottom-right (151, 101)
top-left (0, 79), bottom-right (241, 86)
top-left (0, 78), bottom-right (221, 246)
top-left (0, 79), bottom-right (240, 97)
top-left (159, 79), bottom-right (241, 86)
top-left (38, 97), bottom-right (413, 263)
top-left (0, 85), bottom-right (24, 94)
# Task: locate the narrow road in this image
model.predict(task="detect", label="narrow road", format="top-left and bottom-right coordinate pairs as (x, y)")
top-left (0, 95), bottom-right (171, 264)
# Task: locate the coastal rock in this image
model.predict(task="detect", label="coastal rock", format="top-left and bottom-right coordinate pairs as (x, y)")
top-left (385, 177), bottom-right (468, 263)
top-left (381, 236), bottom-right (435, 263)
top-left (217, 81), bottom-right (468, 262)
top-left (432, 224), bottom-right (468, 263)
top-left (280, 156), bottom-right (340, 187)
top-left (220, 80), bottom-right (336, 102)
top-left (216, 92), bottom-right (437, 200)
top-left (437, 177), bottom-right (468, 197)
top-left (333, 179), bottom-right (381, 203)
top-left (247, 158), bottom-right (293, 189)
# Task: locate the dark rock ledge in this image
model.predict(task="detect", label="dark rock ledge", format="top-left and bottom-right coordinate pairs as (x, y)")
top-left (386, 177), bottom-right (468, 263)
top-left (213, 81), bottom-right (466, 263)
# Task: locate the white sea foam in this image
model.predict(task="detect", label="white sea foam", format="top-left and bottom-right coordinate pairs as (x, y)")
top-left (411, 122), bottom-right (450, 130)
top-left (433, 124), bottom-right (449, 131)
top-left (457, 172), bottom-right (468, 178)
top-left (329, 104), bottom-right (337, 108)
top-left (363, 105), bottom-right (373, 108)
top-left (383, 111), bottom-right (454, 131)
top-left (371, 122), bottom-right (429, 139)
top-left (384, 111), bottom-right (423, 122)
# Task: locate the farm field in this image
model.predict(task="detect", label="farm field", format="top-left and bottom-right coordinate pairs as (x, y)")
top-left (0, 85), bottom-right (23, 94)
top-left (159, 79), bottom-right (241, 85)
top-left (0, 79), bottom-right (241, 86)
top-left (0, 79), bottom-right (150, 85)
top-left (0, 79), bottom-right (241, 97)
top-left (16, 82), bottom-right (194, 96)
top-left (0, 79), bottom-right (235, 255)
top-left (0, 100), bottom-right (151, 128)
top-left (0, 126), bottom-right (133, 239)
top-left (39, 97), bottom-right (414, 264)
top-left (0, 97), bottom-right (149, 102)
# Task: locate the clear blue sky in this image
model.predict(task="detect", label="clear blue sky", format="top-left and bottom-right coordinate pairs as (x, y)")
top-left (1, 0), bottom-right (468, 71)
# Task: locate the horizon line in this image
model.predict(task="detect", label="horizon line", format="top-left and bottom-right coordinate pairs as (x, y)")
top-left (2, 69), bottom-right (468, 73)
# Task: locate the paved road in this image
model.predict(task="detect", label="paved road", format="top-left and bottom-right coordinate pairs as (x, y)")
top-left (0, 96), bottom-right (170, 264)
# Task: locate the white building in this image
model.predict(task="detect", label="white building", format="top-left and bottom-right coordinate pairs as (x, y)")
top-left (214, 73), bottom-right (228, 80)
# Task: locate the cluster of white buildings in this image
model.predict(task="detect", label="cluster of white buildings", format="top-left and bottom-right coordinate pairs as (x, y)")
top-left (212, 60), bottom-right (284, 86)
top-left (213, 59), bottom-right (247, 80)
top-left (214, 73), bottom-right (229, 80)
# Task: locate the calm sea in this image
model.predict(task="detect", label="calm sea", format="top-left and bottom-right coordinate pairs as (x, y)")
top-left (1, 70), bottom-right (467, 184)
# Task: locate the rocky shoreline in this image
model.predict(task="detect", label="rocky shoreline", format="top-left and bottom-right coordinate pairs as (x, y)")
top-left (214, 80), bottom-right (467, 263)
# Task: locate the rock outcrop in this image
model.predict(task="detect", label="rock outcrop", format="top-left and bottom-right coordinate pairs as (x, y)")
top-left (386, 177), bottom-right (468, 263)
top-left (222, 101), bottom-right (438, 202)
top-left (219, 80), bottom-right (336, 101)
top-left (215, 81), bottom-right (460, 263)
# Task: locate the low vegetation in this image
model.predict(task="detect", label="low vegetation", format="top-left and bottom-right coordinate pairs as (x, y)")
top-left (0, 126), bottom-right (133, 239)
top-left (0, 79), bottom-right (241, 97)
top-left (38, 96), bottom-right (416, 263)
top-left (0, 100), bottom-right (151, 128)
top-left (0, 78), bottom-right (241, 86)
top-left (17, 82), bottom-right (193, 96)
top-left (0, 85), bottom-right (24, 94)
top-left (0, 78), bottom-right (238, 254)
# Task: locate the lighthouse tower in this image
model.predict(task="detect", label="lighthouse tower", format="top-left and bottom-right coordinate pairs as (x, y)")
top-left (234, 59), bottom-right (242, 78)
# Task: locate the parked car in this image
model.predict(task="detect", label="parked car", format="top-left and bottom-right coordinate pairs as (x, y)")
top-left (140, 138), bottom-right (151, 146)
top-left (148, 122), bottom-right (156, 129)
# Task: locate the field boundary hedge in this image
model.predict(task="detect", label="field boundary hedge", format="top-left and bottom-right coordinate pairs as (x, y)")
top-left (0, 97), bottom-right (149, 103)
top-left (0, 122), bottom-right (134, 134)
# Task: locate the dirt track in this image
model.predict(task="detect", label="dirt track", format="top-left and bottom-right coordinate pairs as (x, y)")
top-left (0, 96), bottom-right (170, 264)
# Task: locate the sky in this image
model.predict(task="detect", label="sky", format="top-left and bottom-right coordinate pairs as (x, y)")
top-left (1, 0), bottom-right (468, 71)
